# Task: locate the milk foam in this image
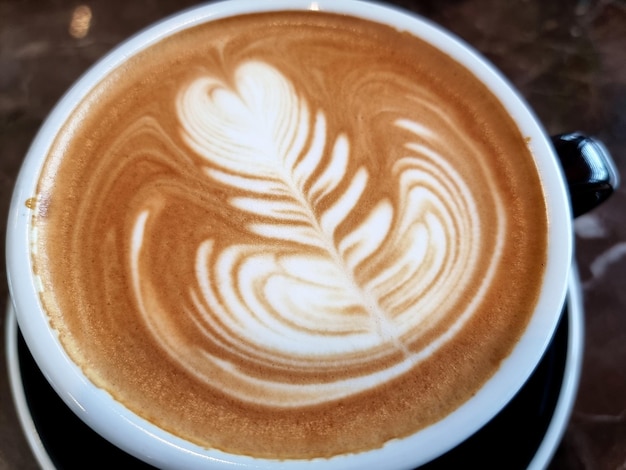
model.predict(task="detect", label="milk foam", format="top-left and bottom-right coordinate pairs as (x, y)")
top-left (33, 11), bottom-right (548, 457)
top-left (128, 60), bottom-right (506, 407)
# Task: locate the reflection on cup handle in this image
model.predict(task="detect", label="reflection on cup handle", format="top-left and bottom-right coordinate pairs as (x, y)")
top-left (551, 132), bottom-right (620, 218)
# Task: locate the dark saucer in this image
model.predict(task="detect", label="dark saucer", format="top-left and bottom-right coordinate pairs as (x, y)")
top-left (9, 294), bottom-right (576, 469)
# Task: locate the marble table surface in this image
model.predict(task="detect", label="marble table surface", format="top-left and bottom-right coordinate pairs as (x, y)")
top-left (0, 0), bottom-right (624, 468)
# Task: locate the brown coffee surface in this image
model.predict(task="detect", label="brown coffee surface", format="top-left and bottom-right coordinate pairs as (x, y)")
top-left (31, 11), bottom-right (547, 459)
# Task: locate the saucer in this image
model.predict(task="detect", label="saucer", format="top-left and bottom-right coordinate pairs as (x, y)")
top-left (5, 270), bottom-right (583, 469)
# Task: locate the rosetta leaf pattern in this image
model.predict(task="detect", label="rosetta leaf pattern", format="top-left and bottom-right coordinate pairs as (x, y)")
top-left (130, 60), bottom-right (500, 407)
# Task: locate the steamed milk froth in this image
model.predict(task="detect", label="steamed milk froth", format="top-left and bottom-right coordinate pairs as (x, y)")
top-left (32, 12), bottom-right (548, 458)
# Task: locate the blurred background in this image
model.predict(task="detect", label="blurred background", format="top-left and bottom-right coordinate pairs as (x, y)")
top-left (1, 0), bottom-right (624, 468)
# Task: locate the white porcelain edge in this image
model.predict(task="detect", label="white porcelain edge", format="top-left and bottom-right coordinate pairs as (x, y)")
top-left (5, 1), bottom-right (574, 469)
top-left (4, 267), bottom-right (584, 469)
top-left (5, 301), bottom-right (56, 470)
top-left (528, 266), bottom-right (584, 470)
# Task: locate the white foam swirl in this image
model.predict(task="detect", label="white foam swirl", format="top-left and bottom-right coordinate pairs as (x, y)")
top-left (130, 60), bottom-right (505, 407)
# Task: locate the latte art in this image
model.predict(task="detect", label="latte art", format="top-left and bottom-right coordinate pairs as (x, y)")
top-left (32, 12), bottom-right (547, 458)
top-left (129, 60), bottom-right (505, 407)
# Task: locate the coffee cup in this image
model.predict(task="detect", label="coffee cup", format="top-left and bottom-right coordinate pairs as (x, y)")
top-left (6, 1), bottom-right (618, 468)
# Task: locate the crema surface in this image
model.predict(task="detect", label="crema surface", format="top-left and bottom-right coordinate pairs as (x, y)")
top-left (32, 11), bottom-right (548, 458)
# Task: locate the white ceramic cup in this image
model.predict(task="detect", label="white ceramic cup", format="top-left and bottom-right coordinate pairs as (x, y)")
top-left (6, 1), bottom-right (574, 468)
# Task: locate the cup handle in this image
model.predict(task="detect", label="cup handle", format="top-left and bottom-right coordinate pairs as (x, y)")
top-left (551, 132), bottom-right (620, 218)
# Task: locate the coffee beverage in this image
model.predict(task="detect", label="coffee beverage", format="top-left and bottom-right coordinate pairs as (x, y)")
top-left (30, 11), bottom-right (547, 459)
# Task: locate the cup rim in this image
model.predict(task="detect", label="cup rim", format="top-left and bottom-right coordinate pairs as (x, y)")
top-left (6, 1), bottom-right (573, 468)
top-left (3, 267), bottom-right (584, 469)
